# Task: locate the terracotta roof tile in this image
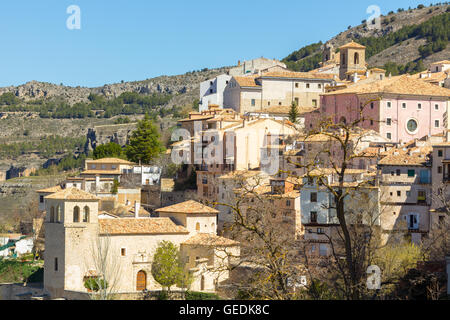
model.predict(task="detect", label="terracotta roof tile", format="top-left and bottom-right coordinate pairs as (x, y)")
top-left (339, 41), bottom-right (366, 49)
top-left (182, 233), bottom-right (239, 246)
top-left (234, 76), bottom-right (260, 88)
top-left (99, 218), bottom-right (189, 235)
top-left (44, 187), bottom-right (99, 201)
top-left (323, 75), bottom-right (450, 97)
top-left (260, 71), bottom-right (335, 80)
top-left (81, 170), bottom-right (121, 175)
top-left (155, 200), bottom-right (218, 215)
top-left (86, 158), bottom-right (135, 165)
top-left (36, 186), bottom-right (62, 193)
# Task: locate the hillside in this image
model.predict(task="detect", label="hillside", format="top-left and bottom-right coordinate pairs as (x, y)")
top-left (283, 3), bottom-right (450, 73)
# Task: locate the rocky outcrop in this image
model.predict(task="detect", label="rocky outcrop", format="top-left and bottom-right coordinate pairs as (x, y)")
top-left (0, 67), bottom-right (230, 106)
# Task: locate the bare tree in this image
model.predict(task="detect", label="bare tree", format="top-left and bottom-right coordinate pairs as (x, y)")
top-left (84, 234), bottom-right (122, 300)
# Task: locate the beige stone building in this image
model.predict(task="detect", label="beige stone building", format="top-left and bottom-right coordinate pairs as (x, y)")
top-left (43, 188), bottom-right (239, 299)
top-left (223, 71), bottom-right (336, 114)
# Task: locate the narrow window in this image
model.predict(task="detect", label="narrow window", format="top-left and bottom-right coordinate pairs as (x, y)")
top-left (310, 211), bottom-right (318, 223)
top-left (73, 206), bottom-right (80, 223)
top-left (386, 118), bottom-right (391, 126)
top-left (83, 206), bottom-right (90, 223)
top-left (418, 103), bottom-right (422, 110)
top-left (54, 258), bottom-right (58, 272)
top-left (310, 192), bottom-right (317, 203)
top-left (121, 248), bottom-right (126, 256)
top-left (387, 132), bottom-right (392, 140)
top-left (402, 103), bottom-right (406, 109)
top-left (387, 102), bottom-right (391, 108)
top-left (435, 104), bottom-right (439, 111)
top-left (396, 169), bottom-right (401, 176)
top-left (39, 195), bottom-right (44, 204)
top-left (435, 120), bottom-right (440, 128)
top-left (438, 150), bottom-right (443, 157)
top-left (50, 207), bottom-right (55, 223)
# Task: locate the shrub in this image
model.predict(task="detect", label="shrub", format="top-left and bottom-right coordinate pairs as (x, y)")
top-left (185, 291), bottom-right (220, 300)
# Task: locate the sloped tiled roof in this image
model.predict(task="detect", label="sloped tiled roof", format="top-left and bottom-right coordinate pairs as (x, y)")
top-left (378, 142), bottom-right (432, 166)
top-left (182, 233), bottom-right (239, 246)
top-left (155, 200), bottom-right (218, 215)
top-left (249, 105), bottom-right (316, 115)
top-left (260, 71), bottom-right (335, 80)
top-left (339, 41), bottom-right (366, 49)
top-left (45, 187), bottom-right (99, 201)
top-left (323, 75), bottom-right (450, 97)
top-left (86, 158), bottom-right (135, 165)
top-left (36, 185), bottom-right (62, 193)
top-left (234, 76), bottom-right (260, 88)
top-left (81, 170), bottom-right (121, 175)
top-left (99, 218), bottom-right (189, 235)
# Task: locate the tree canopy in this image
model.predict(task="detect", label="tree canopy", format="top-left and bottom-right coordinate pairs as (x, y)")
top-left (125, 114), bottom-right (165, 164)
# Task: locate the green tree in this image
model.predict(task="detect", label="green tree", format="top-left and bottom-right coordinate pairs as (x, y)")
top-left (288, 102), bottom-right (299, 124)
top-left (93, 142), bottom-right (124, 160)
top-left (126, 114), bottom-right (165, 164)
top-left (110, 179), bottom-right (119, 194)
top-left (151, 241), bottom-right (191, 295)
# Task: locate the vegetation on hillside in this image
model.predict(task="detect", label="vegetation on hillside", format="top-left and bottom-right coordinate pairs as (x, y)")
top-left (0, 135), bottom-right (86, 158)
top-left (282, 8), bottom-right (450, 74)
top-left (0, 91), bottom-right (178, 120)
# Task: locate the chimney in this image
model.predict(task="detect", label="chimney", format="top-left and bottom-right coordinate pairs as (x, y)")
top-left (134, 201), bottom-right (141, 219)
top-left (238, 60), bottom-right (241, 66)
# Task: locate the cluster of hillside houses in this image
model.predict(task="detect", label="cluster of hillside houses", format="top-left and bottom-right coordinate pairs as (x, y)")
top-left (29, 41), bottom-right (450, 299)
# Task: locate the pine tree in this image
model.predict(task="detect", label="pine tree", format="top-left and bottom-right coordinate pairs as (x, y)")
top-left (125, 114), bottom-right (165, 164)
top-left (289, 102), bottom-right (299, 124)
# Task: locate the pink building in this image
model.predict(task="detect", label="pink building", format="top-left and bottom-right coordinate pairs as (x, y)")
top-left (305, 75), bottom-right (450, 143)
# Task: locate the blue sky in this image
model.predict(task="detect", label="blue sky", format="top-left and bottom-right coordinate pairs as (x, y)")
top-left (0, 0), bottom-right (433, 87)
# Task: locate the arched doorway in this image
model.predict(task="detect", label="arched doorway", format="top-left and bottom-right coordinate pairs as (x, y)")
top-left (136, 270), bottom-right (147, 291)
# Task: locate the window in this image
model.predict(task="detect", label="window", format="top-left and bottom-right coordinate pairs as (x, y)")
top-left (73, 206), bottom-right (80, 223)
top-left (310, 212), bottom-right (318, 223)
top-left (407, 170), bottom-right (415, 177)
top-left (435, 104), bottom-right (439, 111)
top-left (387, 132), bottom-right (392, 140)
top-left (406, 119), bottom-right (418, 134)
top-left (56, 205), bottom-right (62, 223)
top-left (196, 223), bottom-right (200, 231)
top-left (92, 164), bottom-right (96, 169)
top-left (370, 102), bottom-right (374, 109)
top-left (295, 83), bottom-right (299, 88)
top-left (251, 99), bottom-right (255, 106)
top-left (317, 228), bottom-right (324, 234)
top-left (354, 52), bottom-right (359, 65)
top-left (39, 195), bottom-right (44, 203)
top-left (50, 206), bottom-right (55, 223)
top-left (370, 120), bottom-right (374, 126)
top-left (286, 200), bottom-right (291, 207)
top-left (294, 97), bottom-right (299, 105)
top-left (402, 103), bottom-right (406, 109)
top-left (318, 84), bottom-right (322, 89)
top-left (417, 103), bottom-right (422, 110)
top-left (435, 120), bottom-right (440, 128)
top-left (438, 166), bottom-right (443, 174)
top-left (54, 258), bottom-right (58, 272)
top-left (312, 99), bottom-right (317, 107)
top-left (83, 206), bottom-right (90, 223)
top-left (306, 83), bottom-right (310, 89)
top-left (438, 150), bottom-right (443, 157)
top-left (101, 164), bottom-right (106, 169)
top-left (387, 102), bottom-right (392, 108)
top-left (418, 190), bottom-right (426, 203)
top-left (310, 192), bottom-right (317, 203)
top-left (386, 118), bottom-right (391, 126)
top-left (396, 169), bottom-right (401, 176)
top-left (319, 244), bottom-right (328, 256)
top-left (112, 165), bottom-right (116, 169)
top-left (397, 191), bottom-right (401, 197)
top-left (121, 248), bottom-right (126, 256)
